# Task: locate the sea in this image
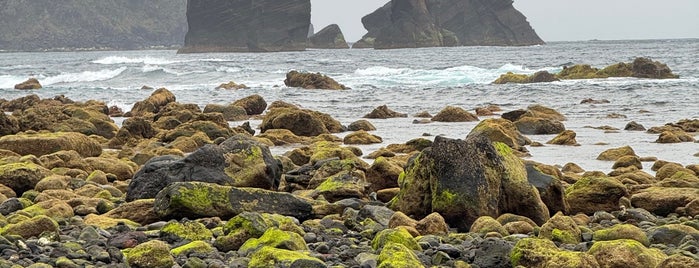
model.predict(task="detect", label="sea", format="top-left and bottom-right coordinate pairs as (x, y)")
top-left (1, 39), bottom-right (698, 173)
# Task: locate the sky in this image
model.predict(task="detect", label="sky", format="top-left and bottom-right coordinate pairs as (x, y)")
top-left (311, 0), bottom-right (699, 42)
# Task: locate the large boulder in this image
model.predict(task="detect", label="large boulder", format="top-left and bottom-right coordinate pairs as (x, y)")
top-left (12, 102), bottom-right (119, 139)
top-left (260, 107), bottom-right (343, 137)
top-left (179, 0), bottom-right (311, 53)
top-left (0, 162), bottom-right (52, 195)
top-left (0, 132), bottom-right (101, 157)
top-left (631, 57), bottom-right (679, 79)
top-left (390, 136), bottom-right (549, 231)
top-left (431, 106), bottom-right (479, 122)
top-left (373, 0), bottom-right (444, 49)
top-left (203, 104), bottom-right (248, 121)
top-left (129, 88), bottom-right (176, 116)
top-left (588, 239), bottom-right (667, 268)
top-left (565, 176), bottom-right (629, 215)
top-left (307, 24), bottom-right (349, 49)
top-left (631, 187), bottom-right (699, 216)
top-left (510, 238), bottom-right (599, 268)
top-left (219, 134), bottom-right (282, 190)
top-left (514, 117), bottom-right (565, 135)
top-left (154, 182), bottom-right (313, 221)
top-left (14, 78), bottom-right (42, 90)
top-left (284, 71), bottom-right (347, 90)
top-left (466, 118), bottom-right (531, 153)
top-left (526, 163), bottom-right (569, 215)
top-left (232, 94), bottom-right (267, 116)
top-left (0, 113), bottom-right (20, 136)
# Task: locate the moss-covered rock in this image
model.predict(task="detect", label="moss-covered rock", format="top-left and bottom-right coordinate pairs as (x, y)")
top-left (343, 130), bottom-right (383, 144)
top-left (314, 170), bottom-right (368, 203)
top-left (371, 228), bottom-right (420, 251)
top-left (124, 239), bottom-right (175, 268)
top-left (557, 64), bottom-right (604, 80)
top-left (247, 246), bottom-right (325, 268)
top-left (630, 187), bottom-right (699, 216)
top-left (470, 216), bottom-right (508, 236)
top-left (215, 81), bottom-right (249, 90)
top-left (539, 212), bottom-right (581, 244)
top-left (510, 238), bottom-right (599, 268)
top-left (593, 224), bottom-right (649, 246)
top-left (170, 240), bottom-right (215, 257)
top-left (284, 71), bottom-right (347, 90)
top-left (0, 162), bottom-right (52, 195)
top-left (14, 78), bottom-right (42, 90)
top-left (232, 94), bottom-right (267, 116)
top-left (466, 118), bottom-right (531, 153)
top-left (219, 135), bottom-right (282, 190)
top-left (160, 220), bottom-right (213, 243)
top-left (256, 129), bottom-right (310, 146)
top-left (565, 176), bottom-right (628, 215)
top-left (366, 157), bottom-right (403, 193)
top-left (514, 117), bottom-right (565, 135)
top-left (377, 242), bottom-right (424, 268)
top-left (239, 227), bottom-right (308, 255)
top-left (658, 254), bottom-right (699, 268)
top-left (415, 212), bottom-right (450, 236)
top-left (129, 88), bottom-right (176, 117)
top-left (260, 108), bottom-right (331, 137)
top-left (0, 215), bottom-right (58, 239)
top-left (0, 131), bottom-right (101, 158)
top-left (547, 130), bottom-right (579, 146)
top-left (103, 199), bottom-right (159, 225)
top-left (493, 71), bottom-right (559, 84)
top-left (648, 224), bottom-right (699, 246)
top-left (597, 146), bottom-right (637, 161)
top-left (588, 239), bottom-right (667, 268)
top-left (84, 214), bottom-right (140, 229)
top-left (21, 200), bottom-right (74, 220)
top-left (431, 106), bottom-right (479, 122)
top-left (363, 105), bottom-right (407, 119)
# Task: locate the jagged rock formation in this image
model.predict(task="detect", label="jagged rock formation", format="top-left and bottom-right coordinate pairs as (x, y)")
top-left (179, 0), bottom-right (311, 53)
top-left (307, 24), bottom-right (350, 49)
top-left (354, 0), bottom-right (544, 49)
top-left (0, 0), bottom-right (187, 51)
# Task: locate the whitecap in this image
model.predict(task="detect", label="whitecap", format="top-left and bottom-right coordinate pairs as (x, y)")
top-left (41, 67), bottom-right (127, 85)
top-left (92, 56), bottom-right (178, 65)
top-left (0, 74), bottom-right (27, 89)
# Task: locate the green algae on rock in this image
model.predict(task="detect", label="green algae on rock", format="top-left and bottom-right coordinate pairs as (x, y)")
top-left (592, 224), bottom-right (649, 246)
top-left (371, 228), bottom-right (420, 251)
top-left (0, 132), bottom-right (102, 158)
top-left (239, 227), bottom-right (308, 255)
top-left (170, 240), bottom-right (215, 257)
top-left (565, 176), bottom-right (629, 215)
top-left (248, 246), bottom-right (325, 268)
top-left (160, 220), bottom-right (213, 243)
top-left (0, 215), bottom-right (58, 239)
top-left (123, 240), bottom-right (175, 268)
top-left (377, 242), bottom-right (424, 268)
top-left (510, 238), bottom-right (599, 268)
top-left (588, 239), bottom-right (667, 268)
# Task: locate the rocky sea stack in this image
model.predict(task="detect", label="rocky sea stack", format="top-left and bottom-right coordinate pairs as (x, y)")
top-left (179, 0), bottom-right (312, 53)
top-left (355, 0), bottom-right (544, 49)
top-left (307, 24), bottom-right (350, 49)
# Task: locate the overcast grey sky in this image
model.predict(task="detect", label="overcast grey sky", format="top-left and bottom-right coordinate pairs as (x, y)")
top-left (311, 0), bottom-right (699, 42)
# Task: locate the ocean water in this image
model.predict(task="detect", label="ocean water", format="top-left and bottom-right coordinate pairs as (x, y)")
top-left (1, 39), bottom-right (698, 172)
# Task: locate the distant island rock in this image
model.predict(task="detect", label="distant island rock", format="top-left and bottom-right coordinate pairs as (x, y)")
top-left (179, 0), bottom-right (311, 53)
top-left (0, 0), bottom-right (187, 51)
top-left (307, 24), bottom-right (350, 49)
top-left (354, 0), bottom-right (544, 49)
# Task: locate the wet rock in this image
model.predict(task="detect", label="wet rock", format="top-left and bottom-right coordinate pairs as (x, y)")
top-left (526, 162), bottom-right (569, 215)
top-left (588, 239), bottom-right (667, 268)
top-left (391, 136), bottom-right (549, 231)
top-left (219, 134), bottom-right (282, 190)
top-left (597, 146), bottom-right (637, 161)
top-left (565, 176), bottom-right (628, 215)
top-left (256, 129), bottom-right (310, 146)
top-left (515, 117), bottom-right (565, 135)
top-left (431, 106), bottom-right (479, 122)
top-left (261, 107), bottom-right (342, 137)
top-left (129, 88), bottom-right (176, 117)
top-left (648, 224), bottom-right (699, 246)
top-left (232, 94), bottom-right (267, 116)
top-left (656, 130), bottom-right (695, 143)
top-left (581, 98), bottom-right (610, 104)
top-left (624, 121), bottom-right (646, 131)
top-left (215, 81), bottom-right (248, 90)
top-left (154, 182), bottom-right (313, 221)
top-left (493, 71), bottom-right (559, 84)
top-left (0, 132), bottom-right (101, 158)
top-left (203, 104), bottom-right (248, 121)
top-left (0, 162), bottom-right (52, 195)
top-left (631, 57), bottom-right (679, 79)
top-left (363, 105), bottom-right (407, 119)
top-left (0, 113), bottom-right (20, 136)
top-left (631, 187), bottom-right (699, 216)
top-left (343, 130), bottom-right (382, 145)
top-left (347, 120), bottom-right (376, 131)
top-left (547, 130), bottom-right (579, 146)
top-left (307, 24), bottom-right (350, 49)
top-left (14, 78), bottom-right (42, 90)
top-left (471, 238), bottom-right (514, 268)
top-left (366, 157), bottom-right (403, 192)
top-left (284, 71), bottom-right (346, 90)
top-left (466, 118), bottom-right (531, 153)
top-left (539, 212), bottom-right (581, 244)
top-left (511, 238), bottom-right (599, 267)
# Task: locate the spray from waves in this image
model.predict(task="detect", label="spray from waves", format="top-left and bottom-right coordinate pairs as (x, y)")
top-left (41, 67), bottom-right (128, 85)
top-left (92, 56), bottom-right (179, 65)
top-left (0, 74), bottom-right (26, 89)
top-left (351, 64), bottom-right (561, 87)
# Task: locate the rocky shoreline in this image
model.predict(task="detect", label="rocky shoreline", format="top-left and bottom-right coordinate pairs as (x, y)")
top-left (0, 82), bottom-right (697, 267)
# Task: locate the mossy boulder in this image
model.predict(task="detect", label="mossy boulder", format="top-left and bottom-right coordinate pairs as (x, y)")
top-left (431, 106), bottom-right (479, 122)
top-left (597, 146), bottom-right (637, 161)
top-left (0, 131), bottom-right (101, 157)
top-left (470, 216), bottom-right (508, 236)
top-left (630, 187), bottom-right (699, 216)
top-left (547, 130), bottom-right (579, 146)
top-left (493, 71), bottom-right (559, 84)
top-left (0, 113), bottom-right (20, 136)
top-left (239, 227), bottom-right (308, 255)
top-left (203, 103), bottom-right (248, 121)
top-left (103, 199), bottom-right (159, 225)
top-left (216, 212), bottom-right (305, 252)
top-left (343, 130), bottom-right (383, 144)
top-left (0, 215), bottom-right (58, 239)
top-left (124, 240), bottom-right (175, 268)
top-left (565, 176), bottom-right (629, 215)
top-left (588, 239), bottom-right (667, 268)
top-left (160, 220), bottom-right (213, 243)
top-left (232, 94), bottom-right (267, 116)
top-left (631, 57), bottom-right (679, 79)
top-left (84, 157), bottom-right (137, 181)
top-left (415, 212), bottom-right (449, 236)
top-left (84, 214), bottom-right (140, 229)
top-left (648, 224), bottom-right (699, 246)
top-left (366, 157), bottom-right (403, 192)
top-left (14, 78), bottom-right (42, 90)
top-left (154, 182), bottom-right (313, 221)
top-left (514, 117), bottom-right (565, 135)
top-left (377, 242), bottom-right (424, 268)
top-left (220, 134), bottom-right (282, 190)
top-left (129, 88), bottom-right (176, 117)
top-left (526, 162), bottom-right (569, 215)
top-left (656, 130), bottom-right (695, 143)
top-left (314, 168), bottom-right (368, 202)
top-left (260, 107), bottom-right (333, 137)
top-left (391, 136), bottom-right (549, 231)
top-left (539, 212), bottom-right (581, 244)
top-left (21, 200), bottom-right (74, 220)
top-left (256, 129), bottom-right (310, 146)
top-left (348, 120), bottom-right (377, 131)
top-left (593, 224), bottom-right (649, 246)
top-left (284, 71), bottom-right (346, 90)
top-left (510, 238), bottom-right (599, 268)
top-left (557, 64), bottom-right (604, 79)
top-left (248, 246), bottom-right (325, 268)
top-left (466, 118), bottom-right (531, 153)
top-left (170, 240), bottom-right (215, 257)
top-left (371, 228), bottom-right (420, 251)
top-left (0, 162), bottom-right (52, 195)
top-left (363, 105), bottom-right (407, 119)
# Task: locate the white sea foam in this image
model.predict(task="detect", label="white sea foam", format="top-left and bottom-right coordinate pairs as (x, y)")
top-left (92, 56), bottom-right (178, 65)
top-left (41, 67), bottom-right (127, 85)
top-left (0, 74), bottom-right (27, 89)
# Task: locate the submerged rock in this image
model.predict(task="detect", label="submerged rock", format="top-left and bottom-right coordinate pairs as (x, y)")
top-left (14, 78), bottom-right (42, 90)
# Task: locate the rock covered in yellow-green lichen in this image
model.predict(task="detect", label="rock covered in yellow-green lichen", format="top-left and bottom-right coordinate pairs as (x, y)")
top-left (124, 239), bottom-right (175, 268)
top-left (467, 118), bottom-right (531, 153)
top-left (390, 136), bottom-right (549, 231)
top-left (219, 134), bottom-right (282, 190)
top-left (160, 220), bottom-right (213, 243)
top-left (592, 224), bottom-right (649, 246)
top-left (84, 214), bottom-right (140, 230)
top-left (469, 216), bottom-right (508, 236)
top-left (215, 212), bottom-right (304, 252)
top-left (239, 227), bottom-right (308, 255)
top-left (539, 212), bottom-right (581, 244)
top-left (170, 240), bottom-right (215, 257)
top-left (431, 106), bottom-right (479, 122)
top-left (371, 228), bottom-right (420, 251)
top-left (0, 215), bottom-right (58, 239)
top-left (343, 130), bottom-right (383, 144)
top-left (588, 239), bottom-right (667, 268)
top-left (597, 145), bottom-right (637, 161)
top-left (510, 238), bottom-right (599, 268)
top-left (248, 246), bottom-right (325, 268)
top-left (20, 200), bottom-right (74, 220)
top-left (0, 161), bottom-right (52, 195)
top-left (0, 131), bottom-right (102, 158)
top-left (565, 176), bottom-right (628, 215)
top-left (377, 242), bottom-right (424, 268)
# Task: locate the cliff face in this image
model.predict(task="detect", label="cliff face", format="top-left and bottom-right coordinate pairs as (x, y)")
top-left (307, 24), bottom-right (349, 49)
top-left (355, 0), bottom-right (544, 49)
top-left (0, 0), bottom-right (187, 51)
top-left (179, 0), bottom-right (311, 53)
